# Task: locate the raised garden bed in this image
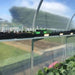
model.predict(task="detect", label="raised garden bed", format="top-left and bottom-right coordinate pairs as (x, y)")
top-left (0, 29), bottom-right (75, 39)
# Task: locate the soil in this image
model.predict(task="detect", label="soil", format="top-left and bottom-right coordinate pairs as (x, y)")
top-left (3, 40), bottom-right (61, 54)
top-left (16, 40), bottom-right (61, 49)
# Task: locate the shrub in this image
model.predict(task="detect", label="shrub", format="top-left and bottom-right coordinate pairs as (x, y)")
top-left (37, 55), bottom-right (75, 75)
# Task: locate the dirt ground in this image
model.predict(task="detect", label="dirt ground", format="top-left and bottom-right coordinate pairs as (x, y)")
top-left (3, 40), bottom-right (61, 54)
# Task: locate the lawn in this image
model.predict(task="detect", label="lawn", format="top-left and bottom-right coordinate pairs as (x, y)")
top-left (45, 36), bottom-right (75, 44)
top-left (0, 42), bottom-right (31, 67)
top-left (0, 36), bottom-right (75, 67)
top-left (44, 37), bottom-right (65, 43)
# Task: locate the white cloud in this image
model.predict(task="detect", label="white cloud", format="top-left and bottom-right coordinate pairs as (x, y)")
top-left (15, 0), bottom-right (40, 9)
top-left (0, 15), bottom-right (12, 22)
top-left (41, 2), bottom-right (70, 17)
top-left (14, 0), bottom-right (71, 17)
top-left (0, 0), bottom-right (71, 22)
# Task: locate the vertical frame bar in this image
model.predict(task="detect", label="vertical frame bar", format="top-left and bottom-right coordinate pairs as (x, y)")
top-left (61, 37), bottom-right (64, 62)
top-left (31, 39), bottom-right (34, 75)
top-left (32, 0), bottom-right (43, 31)
top-left (65, 36), bottom-right (67, 60)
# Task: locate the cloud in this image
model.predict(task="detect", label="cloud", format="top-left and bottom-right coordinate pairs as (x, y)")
top-left (15, 0), bottom-right (40, 9)
top-left (0, 15), bottom-right (12, 22)
top-left (41, 2), bottom-right (71, 17)
top-left (14, 0), bottom-right (71, 17)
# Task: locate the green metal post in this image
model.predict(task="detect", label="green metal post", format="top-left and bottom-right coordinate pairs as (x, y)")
top-left (61, 37), bottom-right (64, 62)
top-left (65, 36), bottom-right (67, 60)
top-left (31, 39), bottom-right (34, 75)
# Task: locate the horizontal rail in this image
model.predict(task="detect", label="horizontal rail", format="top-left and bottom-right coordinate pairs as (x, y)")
top-left (0, 34), bottom-right (74, 42)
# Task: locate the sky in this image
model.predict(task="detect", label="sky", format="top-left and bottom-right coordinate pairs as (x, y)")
top-left (0, 0), bottom-right (75, 22)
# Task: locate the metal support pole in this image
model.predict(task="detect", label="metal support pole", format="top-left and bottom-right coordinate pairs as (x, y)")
top-left (66, 13), bottom-right (75, 31)
top-left (32, 0), bottom-right (43, 31)
top-left (31, 39), bottom-right (34, 75)
top-left (65, 36), bottom-right (67, 60)
top-left (61, 37), bottom-right (64, 62)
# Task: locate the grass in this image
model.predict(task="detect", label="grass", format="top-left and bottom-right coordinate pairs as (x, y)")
top-left (44, 37), bottom-right (65, 43)
top-left (0, 42), bottom-right (28, 60)
top-left (67, 37), bottom-right (75, 43)
top-left (45, 36), bottom-right (75, 44)
top-left (0, 36), bottom-right (75, 67)
top-left (0, 42), bottom-right (31, 67)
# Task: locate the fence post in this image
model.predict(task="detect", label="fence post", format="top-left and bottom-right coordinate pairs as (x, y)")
top-left (61, 37), bottom-right (64, 62)
top-left (31, 39), bottom-right (34, 75)
top-left (65, 36), bottom-right (67, 60)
